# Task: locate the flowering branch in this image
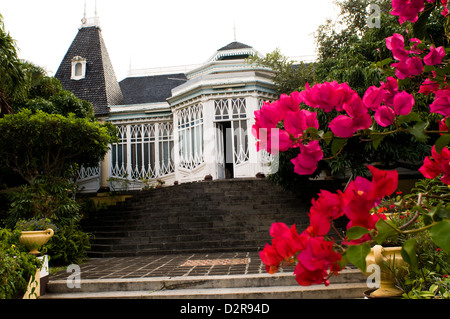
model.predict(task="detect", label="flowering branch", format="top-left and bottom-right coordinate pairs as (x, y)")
top-left (256, 0), bottom-right (450, 288)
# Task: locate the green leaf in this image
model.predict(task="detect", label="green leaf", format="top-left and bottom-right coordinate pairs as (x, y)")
top-left (323, 131), bottom-right (334, 145)
top-left (407, 121), bottom-right (429, 142)
top-left (434, 134), bottom-right (450, 153)
top-left (347, 243), bottom-right (371, 272)
top-left (397, 112), bottom-right (421, 125)
top-left (331, 138), bottom-right (347, 155)
top-left (430, 220), bottom-right (450, 254)
top-left (374, 219), bottom-right (399, 244)
top-left (370, 134), bottom-right (385, 150)
top-left (401, 238), bottom-right (418, 272)
top-left (346, 226), bottom-right (370, 241)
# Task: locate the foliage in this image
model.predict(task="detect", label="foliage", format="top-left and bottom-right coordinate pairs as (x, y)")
top-left (256, 0), bottom-right (450, 297)
top-left (0, 14), bottom-right (25, 116)
top-left (248, 49), bottom-right (316, 94)
top-left (45, 221), bottom-right (92, 266)
top-left (0, 228), bottom-right (41, 299)
top-left (15, 218), bottom-right (58, 232)
top-left (0, 109), bottom-right (118, 184)
top-left (4, 177), bottom-right (81, 228)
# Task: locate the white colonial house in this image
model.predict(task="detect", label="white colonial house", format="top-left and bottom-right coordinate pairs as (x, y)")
top-left (55, 16), bottom-right (278, 193)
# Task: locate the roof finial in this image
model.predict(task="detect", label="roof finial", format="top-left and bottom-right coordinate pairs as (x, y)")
top-left (80, 0), bottom-right (100, 28)
top-left (81, 0), bottom-right (87, 24)
top-left (233, 19), bottom-right (237, 42)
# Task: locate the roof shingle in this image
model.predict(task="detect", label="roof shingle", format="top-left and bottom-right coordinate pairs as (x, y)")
top-left (55, 26), bottom-right (123, 115)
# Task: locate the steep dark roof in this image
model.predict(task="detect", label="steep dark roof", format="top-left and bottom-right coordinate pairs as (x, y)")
top-left (218, 41), bottom-right (252, 51)
top-left (119, 74), bottom-right (187, 104)
top-left (55, 26), bottom-right (123, 115)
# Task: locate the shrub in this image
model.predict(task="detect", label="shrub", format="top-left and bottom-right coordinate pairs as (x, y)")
top-left (5, 177), bottom-right (81, 228)
top-left (45, 221), bottom-right (92, 266)
top-left (0, 228), bottom-right (41, 299)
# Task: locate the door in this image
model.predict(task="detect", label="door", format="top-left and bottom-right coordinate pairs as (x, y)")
top-left (215, 121), bottom-right (234, 179)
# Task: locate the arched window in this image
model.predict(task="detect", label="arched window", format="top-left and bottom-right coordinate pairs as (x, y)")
top-left (74, 62), bottom-right (83, 77)
top-left (71, 56), bottom-right (86, 80)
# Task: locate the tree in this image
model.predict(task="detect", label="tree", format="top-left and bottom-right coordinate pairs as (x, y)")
top-left (248, 49), bottom-right (316, 94)
top-left (0, 14), bottom-right (25, 116)
top-left (0, 110), bottom-right (117, 184)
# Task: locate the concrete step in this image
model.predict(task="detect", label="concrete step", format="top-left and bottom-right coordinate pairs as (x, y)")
top-left (42, 269), bottom-right (367, 299)
top-left (41, 282), bottom-right (368, 299)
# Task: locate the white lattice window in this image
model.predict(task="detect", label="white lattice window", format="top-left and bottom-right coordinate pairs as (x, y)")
top-left (231, 98), bottom-right (247, 119)
top-left (215, 99), bottom-right (230, 120)
top-left (111, 125), bottom-right (128, 177)
top-left (177, 104), bottom-right (204, 170)
top-left (233, 119), bottom-right (249, 165)
top-left (130, 124), bottom-right (157, 179)
top-left (214, 98), bottom-right (249, 165)
top-left (110, 122), bottom-right (174, 180)
top-left (257, 98), bottom-right (274, 165)
top-left (159, 123), bottom-right (175, 175)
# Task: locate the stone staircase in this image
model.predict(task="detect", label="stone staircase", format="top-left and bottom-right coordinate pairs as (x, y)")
top-left (42, 269), bottom-right (368, 299)
top-left (81, 178), bottom-right (343, 258)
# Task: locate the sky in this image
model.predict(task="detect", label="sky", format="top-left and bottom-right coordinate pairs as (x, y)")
top-left (1, 0), bottom-right (340, 81)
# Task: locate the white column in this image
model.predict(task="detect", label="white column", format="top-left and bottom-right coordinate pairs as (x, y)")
top-left (247, 94), bottom-right (260, 176)
top-left (173, 111), bottom-right (181, 182)
top-left (202, 98), bottom-right (216, 179)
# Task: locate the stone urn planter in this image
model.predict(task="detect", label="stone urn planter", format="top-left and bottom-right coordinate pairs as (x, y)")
top-left (19, 229), bottom-right (54, 255)
top-left (365, 244), bottom-right (407, 298)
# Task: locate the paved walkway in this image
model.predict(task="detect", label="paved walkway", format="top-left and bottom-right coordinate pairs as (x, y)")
top-left (49, 252), bottom-right (289, 281)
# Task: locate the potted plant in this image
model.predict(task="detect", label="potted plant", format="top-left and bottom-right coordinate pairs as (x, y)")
top-left (255, 0), bottom-right (449, 299)
top-left (16, 218), bottom-right (57, 255)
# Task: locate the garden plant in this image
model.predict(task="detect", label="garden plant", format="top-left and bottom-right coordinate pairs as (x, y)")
top-left (255, 0), bottom-right (450, 298)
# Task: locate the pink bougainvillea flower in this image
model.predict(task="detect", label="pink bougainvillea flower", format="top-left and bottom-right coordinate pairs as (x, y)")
top-left (442, 0), bottom-right (449, 16)
top-left (329, 95), bottom-right (372, 138)
top-left (439, 117), bottom-right (449, 135)
top-left (341, 165), bottom-right (398, 230)
top-left (433, 0), bottom-right (450, 15)
top-left (419, 146), bottom-right (450, 185)
top-left (252, 101), bottom-right (283, 143)
top-left (279, 91), bottom-right (303, 113)
top-left (253, 127), bottom-right (292, 155)
top-left (345, 213), bottom-right (387, 245)
top-left (375, 105), bottom-right (396, 127)
top-left (419, 78), bottom-right (440, 95)
top-left (291, 140), bottom-right (323, 175)
top-left (294, 237), bottom-right (341, 286)
top-left (424, 46), bottom-right (445, 66)
top-left (368, 165), bottom-right (399, 199)
top-left (284, 109), bottom-right (319, 146)
top-left (259, 243), bottom-right (282, 274)
top-left (270, 223), bottom-right (307, 259)
top-left (363, 85), bottom-right (386, 110)
top-left (301, 81), bottom-right (356, 112)
top-left (308, 190), bottom-right (344, 236)
top-left (430, 89), bottom-right (450, 117)
top-left (392, 56), bottom-right (424, 79)
top-left (393, 90), bottom-right (415, 115)
top-left (380, 77), bottom-right (399, 106)
top-left (409, 38), bottom-right (424, 54)
top-left (260, 222), bottom-right (308, 274)
top-left (385, 33), bottom-right (410, 61)
top-left (391, 0), bottom-right (425, 24)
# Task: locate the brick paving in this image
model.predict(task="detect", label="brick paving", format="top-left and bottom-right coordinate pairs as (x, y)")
top-left (49, 252), bottom-right (294, 281)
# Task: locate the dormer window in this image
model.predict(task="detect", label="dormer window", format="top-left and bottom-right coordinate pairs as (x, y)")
top-left (71, 56), bottom-right (86, 80)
